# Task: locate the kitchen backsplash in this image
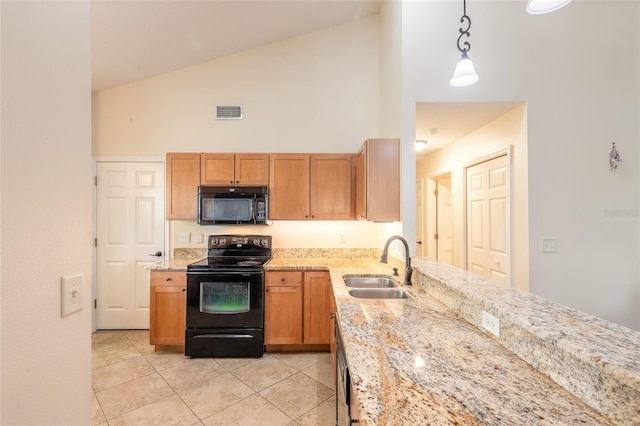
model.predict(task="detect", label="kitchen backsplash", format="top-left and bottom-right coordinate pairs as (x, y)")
top-left (173, 247), bottom-right (381, 259)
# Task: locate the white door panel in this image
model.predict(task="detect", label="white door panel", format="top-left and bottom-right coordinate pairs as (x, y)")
top-left (416, 179), bottom-right (424, 256)
top-left (466, 155), bottom-right (510, 286)
top-left (435, 175), bottom-right (453, 265)
top-left (97, 161), bottom-right (165, 329)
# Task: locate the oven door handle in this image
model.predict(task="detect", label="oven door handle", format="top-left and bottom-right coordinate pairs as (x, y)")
top-left (193, 334), bottom-right (256, 339)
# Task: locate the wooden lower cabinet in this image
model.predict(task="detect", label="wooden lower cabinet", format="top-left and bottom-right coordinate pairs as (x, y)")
top-left (329, 283), bottom-right (337, 376)
top-left (265, 271), bottom-right (303, 345)
top-left (265, 270), bottom-right (332, 348)
top-left (149, 271), bottom-right (186, 346)
top-left (303, 271), bottom-right (332, 344)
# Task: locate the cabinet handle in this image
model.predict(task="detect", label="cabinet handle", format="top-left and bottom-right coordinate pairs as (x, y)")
top-left (281, 278), bottom-right (285, 282)
top-left (181, 288), bottom-right (186, 292)
top-left (265, 288), bottom-right (269, 292)
top-left (165, 277), bottom-right (172, 282)
top-left (235, 180), bottom-right (240, 184)
top-left (329, 312), bottom-right (335, 319)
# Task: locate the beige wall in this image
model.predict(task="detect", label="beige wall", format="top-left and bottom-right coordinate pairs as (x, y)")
top-left (1, 2), bottom-right (92, 424)
top-left (93, 16), bottom-right (381, 157)
top-left (416, 104), bottom-right (529, 291)
top-left (92, 15), bottom-right (401, 252)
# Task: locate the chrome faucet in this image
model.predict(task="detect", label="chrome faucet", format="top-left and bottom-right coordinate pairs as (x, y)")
top-left (380, 235), bottom-right (413, 286)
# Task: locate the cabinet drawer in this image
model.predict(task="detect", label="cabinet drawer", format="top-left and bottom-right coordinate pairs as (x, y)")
top-left (150, 271), bottom-right (186, 287)
top-left (266, 270), bottom-right (302, 287)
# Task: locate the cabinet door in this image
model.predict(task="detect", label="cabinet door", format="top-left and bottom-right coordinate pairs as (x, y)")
top-left (329, 284), bottom-right (337, 376)
top-left (265, 286), bottom-right (303, 345)
top-left (200, 153), bottom-right (235, 185)
top-left (149, 271), bottom-right (186, 346)
top-left (355, 147), bottom-right (367, 220)
top-left (355, 139), bottom-right (400, 221)
top-left (235, 154), bottom-right (269, 186)
top-left (269, 154), bottom-right (310, 219)
top-left (303, 271), bottom-right (331, 345)
top-left (310, 154), bottom-right (355, 220)
top-left (166, 153), bottom-right (200, 220)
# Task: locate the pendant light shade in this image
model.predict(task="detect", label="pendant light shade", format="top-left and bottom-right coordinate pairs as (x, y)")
top-left (450, 0), bottom-right (478, 87)
top-left (526, 0), bottom-right (572, 15)
top-left (450, 52), bottom-right (479, 87)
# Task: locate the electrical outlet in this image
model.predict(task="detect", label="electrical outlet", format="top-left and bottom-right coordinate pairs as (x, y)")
top-left (178, 232), bottom-right (190, 243)
top-left (339, 234), bottom-right (347, 244)
top-left (481, 310), bottom-right (500, 338)
top-left (541, 237), bottom-right (557, 253)
top-left (192, 233), bottom-right (204, 244)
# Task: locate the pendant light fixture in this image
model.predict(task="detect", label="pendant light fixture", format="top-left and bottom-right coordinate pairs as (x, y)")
top-left (450, 0), bottom-right (478, 87)
top-left (526, 0), bottom-right (572, 15)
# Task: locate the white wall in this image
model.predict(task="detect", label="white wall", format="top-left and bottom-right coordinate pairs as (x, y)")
top-left (1, 2), bottom-right (92, 424)
top-left (416, 104), bottom-right (529, 291)
top-left (402, 1), bottom-right (639, 330)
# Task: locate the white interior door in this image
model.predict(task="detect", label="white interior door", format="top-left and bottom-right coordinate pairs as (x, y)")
top-left (435, 175), bottom-right (453, 265)
top-left (96, 161), bottom-right (165, 329)
top-left (466, 155), bottom-right (509, 285)
top-left (415, 178), bottom-right (424, 256)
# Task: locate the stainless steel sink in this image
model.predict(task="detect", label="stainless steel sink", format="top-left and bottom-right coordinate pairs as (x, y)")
top-left (347, 288), bottom-right (412, 299)
top-left (343, 275), bottom-right (398, 288)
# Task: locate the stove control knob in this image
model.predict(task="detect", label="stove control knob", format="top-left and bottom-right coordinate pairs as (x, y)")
top-left (210, 238), bottom-right (218, 246)
top-left (220, 238), bottom-right (226, 246)
top-left (261, 239), bottom-right (269, 247)
top-left (253, 238), bottom-right (260, 246)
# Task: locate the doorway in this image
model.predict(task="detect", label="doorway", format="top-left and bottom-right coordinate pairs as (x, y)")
top-left (95, 161), bottom-right (165, 329)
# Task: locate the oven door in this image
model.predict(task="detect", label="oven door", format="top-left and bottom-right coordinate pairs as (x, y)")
top-left (186, 270), bottom-right (264, 329)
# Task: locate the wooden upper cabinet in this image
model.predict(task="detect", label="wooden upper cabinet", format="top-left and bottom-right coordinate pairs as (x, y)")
top-left (310, 154), bottom-right (355, 220)
top-left (166, 153), bottom-right (200, 220)
top-left (355, 139), bottom-right (400, 221)
top-left (201, 153), bottom-right (269, 186)
top-left (269, 154), bottom-right (354, 220)
top-left (269, 154), bottom-right (310, 219)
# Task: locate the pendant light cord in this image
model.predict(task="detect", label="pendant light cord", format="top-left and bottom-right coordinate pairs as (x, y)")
top-left (456, 0), bottom-right (472, 54)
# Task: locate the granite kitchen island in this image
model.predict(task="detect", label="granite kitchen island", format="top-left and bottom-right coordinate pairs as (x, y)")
top-left (267, 254), bottom-right (640, 425)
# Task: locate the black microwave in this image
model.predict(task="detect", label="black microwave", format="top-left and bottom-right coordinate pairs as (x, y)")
top-left (197, 186), bottom-right (268, 225)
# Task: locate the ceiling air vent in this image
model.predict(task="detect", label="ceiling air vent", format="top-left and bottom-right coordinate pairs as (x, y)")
top-left (216, 104), bottom-right (243, 120)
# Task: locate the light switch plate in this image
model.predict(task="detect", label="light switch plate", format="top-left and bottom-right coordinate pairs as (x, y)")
top-left (178, 232), bottom-right (190, 243)
top-left (541, 237), bottom-right (557, 253)
top-left (192, 233), bottom-right (204, 244)
top-left (61, 273), bottom-right (83, 317)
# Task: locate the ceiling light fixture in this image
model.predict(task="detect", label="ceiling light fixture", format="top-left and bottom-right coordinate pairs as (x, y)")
top-left (415, 140), bottom-right (428, 152)
top-left (526, 0), bottom-right (572, 15)
top-left (450, 0), bottom-right (478, 87)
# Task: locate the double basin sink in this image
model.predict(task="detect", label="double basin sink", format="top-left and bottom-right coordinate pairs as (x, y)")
top-left (343, 275), bottom-right (411, 299)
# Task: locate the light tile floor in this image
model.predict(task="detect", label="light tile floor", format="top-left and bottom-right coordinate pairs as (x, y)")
top-left (92, 331), bottom-right (336, 426)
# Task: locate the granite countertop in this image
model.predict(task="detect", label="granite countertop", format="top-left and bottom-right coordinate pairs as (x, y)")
top-left (151, 254), bottom-right (639, 424)
top-left (269, 256), bottom-right (638, 425)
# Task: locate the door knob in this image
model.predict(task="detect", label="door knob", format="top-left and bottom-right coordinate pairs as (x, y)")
top-left (148, 251), bottom-right (162, 257)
